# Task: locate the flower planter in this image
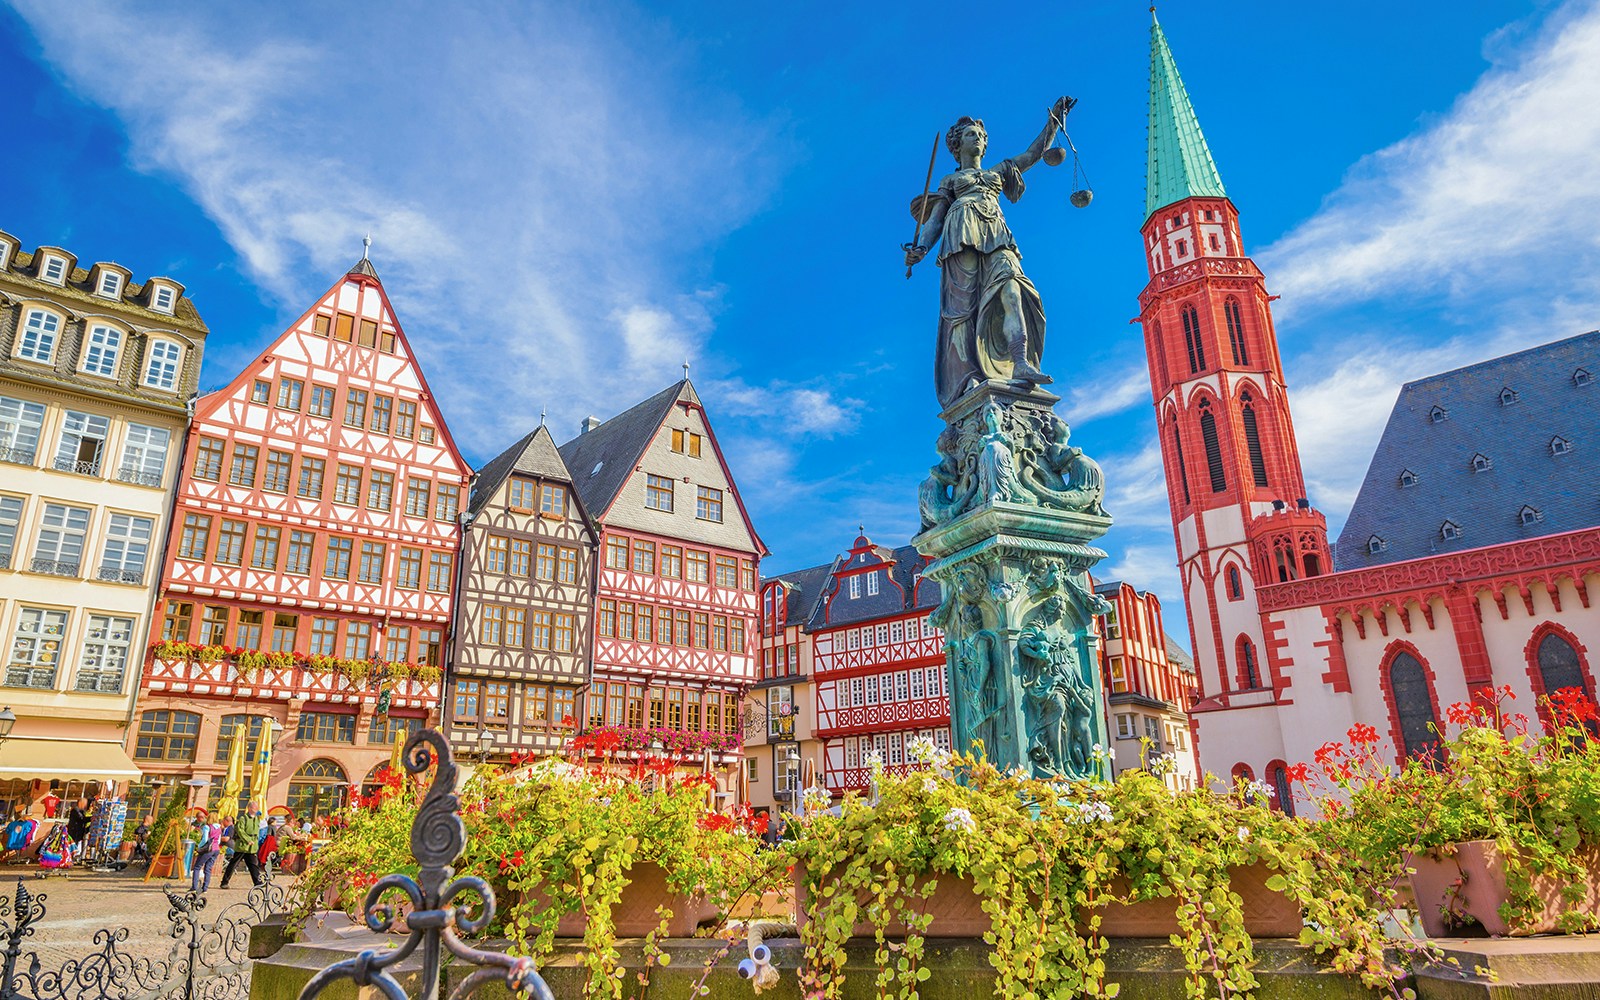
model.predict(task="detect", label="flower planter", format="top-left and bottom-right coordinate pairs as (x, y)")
top-left (1405, 840), bottom-right (1600, 937)
top-left (149, 855), bottom-right (181, 879)
top-left (527, 861), bottom-right (718, 938)
top-left (796, 863), bottom-right (1301, 939)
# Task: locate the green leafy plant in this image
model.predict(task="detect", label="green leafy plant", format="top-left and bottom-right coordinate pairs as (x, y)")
top-left (793, 738), bottom-right (1410, 1000)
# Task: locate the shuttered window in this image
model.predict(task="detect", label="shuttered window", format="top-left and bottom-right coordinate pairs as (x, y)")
top-left (1200, 410), bottom-right (1226, 492)
top-left (1241, 401), bottom-right (1269, 487)
top-left (1169, 420), bottom-right (1190, 504)
top-left (1225, 298), bottom-right (1249, 365)
top-left (1181, 304), bottom-right (1206, 373)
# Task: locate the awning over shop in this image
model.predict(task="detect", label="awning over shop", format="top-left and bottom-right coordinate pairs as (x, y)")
top-left (0, 737), bottom-right (143, 781)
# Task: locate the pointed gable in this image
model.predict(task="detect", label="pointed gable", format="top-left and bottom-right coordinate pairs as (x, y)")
top-left (468, 424), bottom-right (585, 524)
top-left (1146, 15), bottom-right (1228, 220)
top-left (558, 379), bottom-right (766, 556)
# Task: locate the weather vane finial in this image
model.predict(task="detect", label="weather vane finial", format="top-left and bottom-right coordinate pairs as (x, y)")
top-left (362, 234), bottom-right (372, 260)
top-left (683, 358), bottom-right (691, 380)
top-left (540, 406), bottom-right (547, 427)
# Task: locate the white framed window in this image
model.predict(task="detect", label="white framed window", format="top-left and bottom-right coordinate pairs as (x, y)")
top-left (844, 737), bottom-right (859, 769)
top-left (910, 669), bottom-right (924, 700)
top-left (81, 325), bottom-right (124, 378)
top-left (18, 310), bottom-right (61, 363)
top-left (7, 608), bottom-right (68, 689)
top-left (143, 340), bottom-right (181, 390)
top-left (864, 674), bottom-right (879, 704)
top-left (934, 728), bottom-right (951, 752)
top-left (76, 614), bottom-right (134, 693)
top-left (96, 271), bottom-right (123, 298)
top-left (0, 396), bottom-right (46, 465)
top-left (866, 571), bottom-right (880, 596)
top-left (0, 496), bottom-right (22, 569)
top-left (924, 666), bottom-right (943, 697)
top-left (846, 629), bottom-right (859, 650)
top-left (921, 617), bottom-right (936, 638)
top-left (895, 671), bottom-right (909, 702)
top-left (99, 513), bottom-right (153, 584)
top-left (888, 732), bottom-right (904, 766)
top-left (1116, 713), bottom-right (1136, 739)
top-left (877, 624), bottom-right (889, 646)
top-left (150, 284), bottom-right (176, 314)
top-left (890, 621), bottom-right (904, 644)
top-left (848, 575), bottom-right (860, 599)
top-left (0, 240), bottom-right (10, 269)
top-left (32, 503), bottom-right (90, 576)
top-left (850, 676), bottom-right (864, 706)
top-left (873, 733), bottom-right (888, 761)
top-left (1144, 716), bottom-right (1163, 745)
top-left (54, 410), bottom-right (110, 476)
top-left (40, 255), bottom-right (67, 284)
top-left (118, 424), bottom-right (170, 487)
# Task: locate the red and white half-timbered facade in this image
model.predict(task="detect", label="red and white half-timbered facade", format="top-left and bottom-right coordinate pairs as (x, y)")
top-left (1095, 581), bottom-right (1200, 789)
top-left (135, 257), bottom-right (469, 819)
top-left (558, 381), bottom-right (763, 772)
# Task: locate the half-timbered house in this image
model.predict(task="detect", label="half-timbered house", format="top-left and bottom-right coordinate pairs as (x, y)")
top-left (0, 230), bottom-right (207, 816)
top-left (1095, 581), bottom-right (1200, 789)
top-left (557, 380), bottom-right (764, 774)
top-left (445, 425), bottom-right (595, 762)
top-left (134, 256), bottom-right (469, 819)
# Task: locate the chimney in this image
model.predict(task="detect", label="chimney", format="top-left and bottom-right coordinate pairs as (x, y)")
top-left (580, 415), bottom-right (602, 435)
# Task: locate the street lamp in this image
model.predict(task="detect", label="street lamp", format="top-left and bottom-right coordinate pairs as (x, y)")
top-left (783, 746), bottom-right (801, 819)
top-left (0, 707), bottom-right (15, 745)
top-left (475, 728), bottom-right (496, 761)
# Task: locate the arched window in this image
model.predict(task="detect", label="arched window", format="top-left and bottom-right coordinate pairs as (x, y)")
top-left (1168, 413), bottom-right (1190, 504)
top-left (1241, 392), bottom-right (1269, 487)
top-left (1226, 565), bottom-right (1243, 601)
top-left (286, 758), bottom-right (349, 820)
top-left (361, 762), bottom-right (391, 799)
top-left (1388, 651), bottom-right (1440, 761)
top-left (1224, 298), bottom-right (1249, 365)
top-left (1181, 304), bottom-right (1206, 374)
top-left (214, 714), bottom-right (271, 763)
top-left (1535, 631), bottom-right (1590, 701)
top-left (1230, 763), bottom-right (1255, 799)
top-left (133, 710), bottom-right (200, 761)
top-left (1237, 636), bottom-right (1261, 690)
top-left (1269, 764), bottom-right (1295, 816)
top-left (1199, 404), bottom-right (1227, 492)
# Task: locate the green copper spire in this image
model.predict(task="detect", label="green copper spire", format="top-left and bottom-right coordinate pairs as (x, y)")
top-left (1146, 14), bottom-right (1226, 220)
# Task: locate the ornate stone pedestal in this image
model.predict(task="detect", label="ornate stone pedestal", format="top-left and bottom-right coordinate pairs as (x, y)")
top-left (912, 381), bottom-right (1112, 780)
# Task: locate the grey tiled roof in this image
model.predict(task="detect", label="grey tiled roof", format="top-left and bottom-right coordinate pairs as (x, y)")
top-left (557, 380), bottom-right (694, 519)
top-left (1335, 330), bottom-right (1600, 569)
top-left (468, 424), bottom-right (576, 519)
top-left (1163, 632), bottom-right (1195, 673)
top-left (347, 257), bottom-right (381, 280)
top-left (764, 539), bottom-right (941, 631)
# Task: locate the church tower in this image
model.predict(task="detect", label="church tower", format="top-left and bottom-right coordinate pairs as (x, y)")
top-left (1137, 15), bottom-right (1330, 713)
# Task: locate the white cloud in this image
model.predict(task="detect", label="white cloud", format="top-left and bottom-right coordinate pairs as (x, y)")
top-left (1100, 543), bottom-right (1182, 608)
top-left (1061, 363), bottom-right (1151, 426)
top-left (1101, 437), bottom-right (1173, 529)
top-left (1261, 0), bottom-right (1600, 314)
top-left (9, 0), bottom-right (784, 457)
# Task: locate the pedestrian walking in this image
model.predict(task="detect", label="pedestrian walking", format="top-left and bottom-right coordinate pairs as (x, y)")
top-left (190, 817), bottom-right (222, 894)
top-left (217, 803), bottom-right (265, 888)
top-left (65, 797), bottom-right (91, 861)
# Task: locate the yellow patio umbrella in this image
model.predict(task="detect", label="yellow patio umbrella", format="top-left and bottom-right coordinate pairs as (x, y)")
top-left (249, 725), bottom-right (274, 814)
top-left (217, 723), bottom-right (247, 822)
top-left (390, 730), bottom-right (405, 774)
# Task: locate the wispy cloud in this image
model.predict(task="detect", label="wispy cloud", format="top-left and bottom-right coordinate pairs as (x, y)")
top-left (8, 0), bottom-right (792, 457)
top-left (1061, 363), bottom-right (1151, 426)
top-left (1261, 0), bottom-right (1600, 315)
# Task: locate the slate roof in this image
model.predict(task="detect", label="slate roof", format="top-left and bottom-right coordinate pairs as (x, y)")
top-left (467, 424), bottom-right (576, 519)
top-left (1335, 330), bottom-right (1600, 569)
top-left (557, 380), bottom-right (694, 518)
top-left (764, 539), bottom-right (940, 631)
top-left (1163, 633), bottom-right (1196, 674)
top-left (347, 256), bottom-right (381, 280)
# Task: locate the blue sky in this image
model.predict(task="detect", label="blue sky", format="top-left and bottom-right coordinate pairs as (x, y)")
top-left (4, 1), bottom-right (1598, 623)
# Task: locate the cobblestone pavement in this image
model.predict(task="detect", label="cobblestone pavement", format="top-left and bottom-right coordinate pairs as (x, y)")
top-left (0, 862), bottom-right (278, 976)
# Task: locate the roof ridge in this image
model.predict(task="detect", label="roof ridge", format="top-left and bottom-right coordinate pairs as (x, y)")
top-left (1400, 329), bottom-right (1600, 390)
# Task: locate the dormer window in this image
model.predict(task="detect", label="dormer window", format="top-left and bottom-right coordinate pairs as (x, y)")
top-left (1471, 453), bottom-right (1492, 473)
top-left (80, 325), bottom-right (124, 378)
top-left (1429, 405), bottom-right (1447, 423)
top-left (0, 239), bottom-right (13, 270)
top-left (142, 339), bottom-right (182, 391)
top-left (40, 255), bottom-right (67, 284)
top-left (1575, 368), bottom-right (1593, 387)
top-left (1367, 535), bottom-right (1387, 555)
top-left (150, 284), bottom-right (176, 314)
top-left (95, 270), bottom-right (123, 299)
top-left (1398, 469), bottom-right (1418, 487)
top-left (16, 309), bottom-right (61, 363)
top-left (1519, 505), bottom-right (1543, 526)
top-left (1499, 387), bottom-right (1519, 406)
top-left (1440, 520), bottom-right (1463, 541)
top-left (1552, 436), bottom-right (1573, 456)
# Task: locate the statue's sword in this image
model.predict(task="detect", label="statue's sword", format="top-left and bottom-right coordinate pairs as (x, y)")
top-left (902, 132), bottom-right (940, 278)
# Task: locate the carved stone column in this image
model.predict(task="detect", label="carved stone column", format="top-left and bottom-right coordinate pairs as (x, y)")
top-left (912, 381), bottom-right (1113, 780)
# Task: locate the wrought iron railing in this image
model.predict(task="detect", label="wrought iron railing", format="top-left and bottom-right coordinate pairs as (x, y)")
top-left (96, 567), bottom-right (145, 585)
top-left (115, 466), bottom-right (163, 487)
top-left (29, 559), bottom-right (79, 578)
top-left (299, 730), bottom-right (552, 999)
top-left (3, 668), bottom-right (56, 690)
top-left (0, 448), bottom-right (35, 467)
top-left (52, 457), bottom-right (101, 477)
top-left (73, 669), bottom-right (125, 694)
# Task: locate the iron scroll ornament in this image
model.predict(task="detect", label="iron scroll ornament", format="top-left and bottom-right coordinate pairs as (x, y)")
top-left (297, 730), bottom-right (554, 1000)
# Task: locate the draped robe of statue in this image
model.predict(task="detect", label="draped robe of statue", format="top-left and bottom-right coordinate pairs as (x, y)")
top-left (929, 161), bottom-right (1048, 409)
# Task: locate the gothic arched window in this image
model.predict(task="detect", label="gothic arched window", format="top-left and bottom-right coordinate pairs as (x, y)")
top-left (1225, 298), bottom-right (1249, 365)
top-left (1181, 304), bottom-right (1206, 374)
top-left (1237, 635), bottom-right (1261, 689)
top-left (1388, 650), bottom-right (1440, 761)
top-left (1226, 565), bottom-right (1243, 601)
top-left (1168, 413), bottom-right (1190, 505)
top-left (1241, 392), bottom-right (1269, 487)
top-left (1536, 630), bottom-right (1589, 701)
top-left (1269, 763), bottom-right (1296, 817)
top-left (1199, 404), bottom-right (1227, 492)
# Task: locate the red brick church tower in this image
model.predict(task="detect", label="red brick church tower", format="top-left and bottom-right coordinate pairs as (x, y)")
top-left (1136, 14), bottom-right (1330, 723)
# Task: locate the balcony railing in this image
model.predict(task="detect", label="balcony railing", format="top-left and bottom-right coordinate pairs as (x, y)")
top-left (0, 553), bottom-right (10, 571)
top-left (30, 558), bottom-right (80, 578)
top-left (53, 457), bottom-right (102, 477)
top-left (0, 447), bottom-right (36, 466)
top-left (74, 670), bottom-right (125, 694)
top-left (5, 667), bottom-right (57, 689)
top-left (116, 466), bottom-right (163, 487)
top-left (97, 566), bottom-right (145, 586)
